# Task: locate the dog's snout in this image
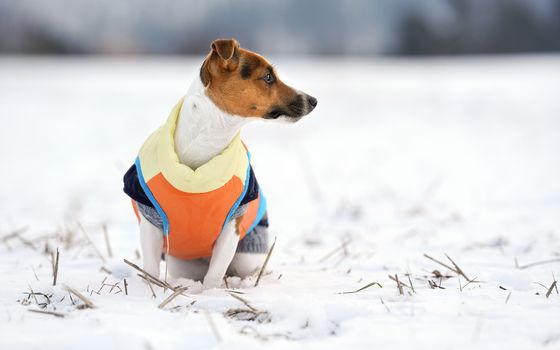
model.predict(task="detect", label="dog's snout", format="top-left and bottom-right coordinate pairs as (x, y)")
top-left (273, 92), bottom-right (317, 121)
top-left (307, 95), bottom-right (317, 108)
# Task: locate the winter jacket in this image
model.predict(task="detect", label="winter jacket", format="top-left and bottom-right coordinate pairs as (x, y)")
top-left (123, 99), bottom-right (267, 260)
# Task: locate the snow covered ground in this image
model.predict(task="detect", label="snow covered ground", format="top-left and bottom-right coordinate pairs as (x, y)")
top-left (0, 55), bottom-right (559, 349)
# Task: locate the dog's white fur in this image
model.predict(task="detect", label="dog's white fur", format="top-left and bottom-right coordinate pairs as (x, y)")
top-left (174, 78), bottom-right (254, 169)
top-left (139, 76), bottom-right (265, 290)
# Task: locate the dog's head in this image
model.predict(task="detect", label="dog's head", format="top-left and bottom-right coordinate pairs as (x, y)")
top-left (199, 38), bottom-right (317, 121)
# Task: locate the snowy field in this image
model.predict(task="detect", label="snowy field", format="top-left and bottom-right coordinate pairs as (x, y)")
top-left (0, 55), bottom-right (559, 349)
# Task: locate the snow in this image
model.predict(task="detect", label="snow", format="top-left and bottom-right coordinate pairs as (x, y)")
top-left (0, 55), bottom-right (559, 349)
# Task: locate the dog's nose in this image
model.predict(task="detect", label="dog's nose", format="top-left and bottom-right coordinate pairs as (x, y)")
top-left (307, 95), bottom-right (317, 108)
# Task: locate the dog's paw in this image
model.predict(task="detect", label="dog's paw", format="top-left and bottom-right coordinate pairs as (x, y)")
top-left (202, 276), bottom-right (222, 290)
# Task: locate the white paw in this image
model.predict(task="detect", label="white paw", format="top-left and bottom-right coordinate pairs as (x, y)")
top-left (202, 276), bottom-right (222, 290)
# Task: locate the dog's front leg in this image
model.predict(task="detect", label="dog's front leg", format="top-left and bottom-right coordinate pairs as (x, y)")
top-left (203, 220), bottom-right (239, 290)
top-left (139, 216), bottom-right (164, 278)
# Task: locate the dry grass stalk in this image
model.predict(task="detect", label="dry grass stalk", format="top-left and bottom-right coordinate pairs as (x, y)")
top-left (137, 273), bottom-right (167, 289)
top-left (203, 310), bottom-right (222, 342)
top-left (388, 275), bottom-right (410, 289)
top-left (26, 286), bottom-right (38, 305)
top-left (546, 281), bottom-right (557, 298)
top-left (515, 258), bottom-right (560, 270)
top-left (52, 248), bottom-right (60, 286)
top-left (379, 297), bottom-right (390, 312)
top-left (124, 279), bottom-right (128, 295)
top-left (1, 227), bottom-right (27, 241)
top-left (225, 308), bottom-right (270, 322)
top-left (158, 286), bottom-right (190, 309)
top-left (3, 227), bottom-right (36, 251)
top-left (460, 277), bottom-right (479, 290)
top-left (431, 270), bottom-right (452, 278)
top-left (63, 284), bottom-right (96, 309)
top-left (229, 292), bottom-right (257, 312)
top-left (77, 222), bottom-right (106, 262)
top-left (123, 258), bottom-right (176, 291)
top-left (395, 274), bottom-right (404, 295)
top-left (407, 274), bottom-right (416, 293)
top-left (24, 287), bottom-right (52, 308)
top-left (109, 283), bottom-right (122, 294)
top-left (31, 266), bottom-right (39, 281)
top-left (89, 277), bottom-right (112, 296)
top-left (238, 325), bottom-right (292, 341)
top-left (337, 281), bottom-right (383, 294)
top-left (317, 238), bottom-right (352, 263)
top-left (16, 233), bottom-right (37, 250)
top-left (505, 291), bottom-right (512, 304)
top-left (424, 254), bottom-right (456, 273)
top-left (424, 253), bottom-right (471, 281)
top-left (28, 309), bottom-right (66, 318)
top-left (445, 253), bottom-right (471, 281)
top-left (225, 289), bottom-right (246, 295)
top-left (225, 292), bottom-right (270, 323)
top-left (254, 236), bottom-right (277, 287)
top-left (101, 281), bottom-right (122, 294)
top-left (102, 224), bottom-right (112, 258)
top-left (239, 325), bottom-right (270, 341)
top-left (2, 226), bottom-right (29, 242)
top-left (145, 273), bottom-right (156, 298)
top-left (428, 280), bottom-right (444, 289)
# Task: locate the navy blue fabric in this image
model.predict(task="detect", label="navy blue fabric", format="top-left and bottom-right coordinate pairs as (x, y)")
top-left (240, 165), bottom-right (259, 206)
top-left (123, 164), bottom-right (152, 207)
top-left (123, 163), bottom-right (261, 209)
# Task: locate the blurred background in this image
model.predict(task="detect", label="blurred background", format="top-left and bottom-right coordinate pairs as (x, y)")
top-left (0, 0), bottom-right (559, 232)
top-left (1, 0), bottom-right (559, 56)
top-left (0, 0), bottom-right (559, 234)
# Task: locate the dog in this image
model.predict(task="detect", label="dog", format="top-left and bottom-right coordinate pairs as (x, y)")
top-left (123, 38), bottom-right (317, 290)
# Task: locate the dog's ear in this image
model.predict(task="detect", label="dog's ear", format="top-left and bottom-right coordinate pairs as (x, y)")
top-left (200, 38), bottom-right (240, 87)
top-left (210, 38), bottom-right (240, 71)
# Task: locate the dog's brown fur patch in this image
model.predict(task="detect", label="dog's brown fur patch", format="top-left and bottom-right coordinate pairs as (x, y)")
top-left (201, 39), bottom-right (300, 118)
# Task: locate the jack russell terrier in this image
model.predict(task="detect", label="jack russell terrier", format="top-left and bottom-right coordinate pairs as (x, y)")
top-left (123, 38), bottom-right (317, 290)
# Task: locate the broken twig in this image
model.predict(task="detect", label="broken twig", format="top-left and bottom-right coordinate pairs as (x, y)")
top-left (229, 292), bottom-right (257, 312)
top-left (546, 281), bottom-right (557, 298)
top-left (424, 253), bottom-right (471, 281)
top-left (337, 281), bottom-right (383, 294)
top-left (28, 309), bottom-right (65, 318)
top-left (52, 248), bottom-right (60, 286)
top-left (395, 274), bottom-right (404, 295)
top-left (123, 258), bottom-right (175, 291)
top-left (63, 284), bottom-right (96, 309)
top-left (102, 224), bottom-right (113, 258)
top-left (254, 237), bottom-right (277, 287)
top-left (77, 222), bottom-right (106, 262)
top-left (158, 286), bottom-right (190, 309)
top-left (515, 258), bottom-right (560, 270)
top-left (388, 275), bottom-right (410, 290)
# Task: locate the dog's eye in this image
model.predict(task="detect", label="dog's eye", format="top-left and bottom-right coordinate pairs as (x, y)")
top-left (263, 73), bottom-right (275, 85)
